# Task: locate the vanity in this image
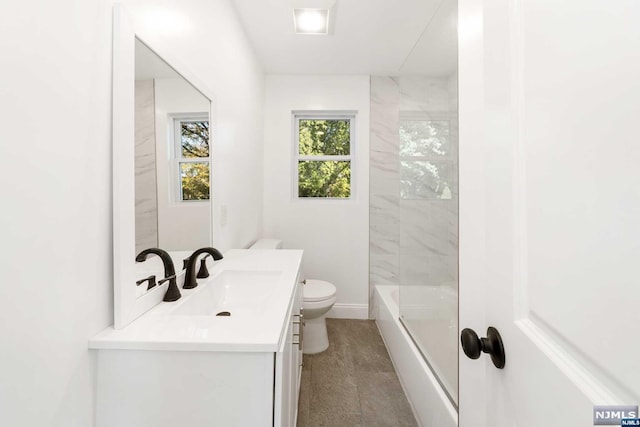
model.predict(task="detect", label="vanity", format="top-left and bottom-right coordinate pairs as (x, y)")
top-left (93, 6), bottom-right (304, 425)
top-left (90, 249), bottom-right (304, 427)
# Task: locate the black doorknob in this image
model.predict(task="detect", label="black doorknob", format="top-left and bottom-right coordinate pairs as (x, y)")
top-left (461, 327), bottom-right (506, 369)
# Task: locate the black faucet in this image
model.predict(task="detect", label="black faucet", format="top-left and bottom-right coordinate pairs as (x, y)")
top-left (183, 247), bottom-right (224, 289)
top-left (135, 248), bottom-right (181, 302)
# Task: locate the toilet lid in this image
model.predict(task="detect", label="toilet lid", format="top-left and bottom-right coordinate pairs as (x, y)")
top-left (303, 280), bottom-right (336, 302)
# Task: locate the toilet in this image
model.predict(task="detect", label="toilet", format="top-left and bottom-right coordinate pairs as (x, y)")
top-left (300, 279), bottom-right (336, 354)
top-left (249, 239), bottom-right (337, 354)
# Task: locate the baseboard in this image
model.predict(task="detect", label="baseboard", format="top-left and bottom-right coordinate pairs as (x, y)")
top-left (326, 303), bottom-right (369, 319)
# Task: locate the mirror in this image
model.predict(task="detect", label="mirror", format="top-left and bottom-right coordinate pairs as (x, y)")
top-left (134, 39), bottom-right (212, 254)
top-left (112, 4), bottom-right (217, 328)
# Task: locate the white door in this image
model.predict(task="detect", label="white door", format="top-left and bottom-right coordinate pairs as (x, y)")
top-left (459, 0), bottom-right (640, 426)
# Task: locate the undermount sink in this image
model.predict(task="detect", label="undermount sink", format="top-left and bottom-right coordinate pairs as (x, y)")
top-left (170, 270), bottom-right (283, 316)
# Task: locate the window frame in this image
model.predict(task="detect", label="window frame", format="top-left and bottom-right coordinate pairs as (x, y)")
top-left (292, 111), bottom-right (357, 201)
top-left (170, 113), bottom-right (211, 203)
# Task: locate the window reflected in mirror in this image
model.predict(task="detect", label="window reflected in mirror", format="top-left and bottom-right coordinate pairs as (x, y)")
top-left (134, 38), bottom-right (212, 255)
top-left (173, 116), bottom-right (210, 201)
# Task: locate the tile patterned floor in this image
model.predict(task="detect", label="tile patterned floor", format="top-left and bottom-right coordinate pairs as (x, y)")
top-left (296, 319), bottom-right (418, 427)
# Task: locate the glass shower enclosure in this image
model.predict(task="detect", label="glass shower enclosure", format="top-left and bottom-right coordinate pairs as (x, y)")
top-left (397, 75), bottom-right (459, 407)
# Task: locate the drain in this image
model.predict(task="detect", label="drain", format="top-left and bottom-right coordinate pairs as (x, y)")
top-left (216, 311), bottom-right (231, 316)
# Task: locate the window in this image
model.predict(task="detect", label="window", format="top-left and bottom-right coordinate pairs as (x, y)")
top-left (294, 113), bottom-right (355, 198)
top-left (172, 114), bottom-right (210, 201)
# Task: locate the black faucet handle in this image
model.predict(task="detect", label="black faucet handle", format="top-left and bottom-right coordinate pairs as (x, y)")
top-left (136, 275), bottom-right (157, 291)
top-left (136, 275), bottom-right (152, 285)
top-left (197, 255), bottom-right (210, 278)
top-left (158, 273), bottom-right (177, 287)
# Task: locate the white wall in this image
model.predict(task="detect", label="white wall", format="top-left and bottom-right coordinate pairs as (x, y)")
top-left (0, 0), bottom-right (264, 425)
top-left (263, 75), bottom-right (370, 317)
top-left (153, 77), bottom-right (210, 251)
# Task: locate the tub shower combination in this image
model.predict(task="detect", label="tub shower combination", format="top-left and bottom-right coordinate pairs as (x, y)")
top-left (370, 75), bottom-right (459, 427)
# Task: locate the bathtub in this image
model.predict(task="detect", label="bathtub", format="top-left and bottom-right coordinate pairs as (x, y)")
top-left (399, 285), bottom-right (458, 401)
top-left (374, 285), bottom-right (458, 427)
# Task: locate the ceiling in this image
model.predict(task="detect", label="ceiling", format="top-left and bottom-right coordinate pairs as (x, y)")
top-left (231, 0), bottom-right (457, 76)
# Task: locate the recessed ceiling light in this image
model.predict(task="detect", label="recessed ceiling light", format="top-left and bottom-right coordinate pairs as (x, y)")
top-left (293, 8), bottom-right (329, 35)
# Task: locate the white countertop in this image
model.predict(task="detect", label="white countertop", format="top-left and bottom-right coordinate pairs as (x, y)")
top-left (89, 249), bottom-right (303, 353)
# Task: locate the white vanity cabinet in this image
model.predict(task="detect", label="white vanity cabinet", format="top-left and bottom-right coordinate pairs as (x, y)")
top-left (91, 250), bottom-right (304, 427)
top-left (274, 277), bottom-right (303, 427)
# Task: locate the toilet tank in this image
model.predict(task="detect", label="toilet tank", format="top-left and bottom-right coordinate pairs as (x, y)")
top-left (249, 239), bottom-right (283, 249)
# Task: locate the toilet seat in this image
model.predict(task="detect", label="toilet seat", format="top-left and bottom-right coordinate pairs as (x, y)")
top-left (303, 279), bottom-right (336, 302)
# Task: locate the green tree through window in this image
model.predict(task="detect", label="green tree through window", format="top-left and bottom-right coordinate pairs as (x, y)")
top-left (297, 117), bottom-right (352, 198)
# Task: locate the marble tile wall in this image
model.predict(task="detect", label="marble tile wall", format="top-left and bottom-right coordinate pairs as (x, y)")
top-left (369, 76), bottom-right (459, 314)
top-left (135, 79), bottom-right (158, 254)
top-left (399, 76), bottom-right (458, 293)
top-left (369, 77), bottom-right (401, 316)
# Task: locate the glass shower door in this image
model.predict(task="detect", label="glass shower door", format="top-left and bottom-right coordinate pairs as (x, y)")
top-left (398, 78), bottom-right (459, 406)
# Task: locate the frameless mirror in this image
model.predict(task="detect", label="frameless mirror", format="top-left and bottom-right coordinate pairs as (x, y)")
top-left (134, 38), bottom-right (212, 254)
